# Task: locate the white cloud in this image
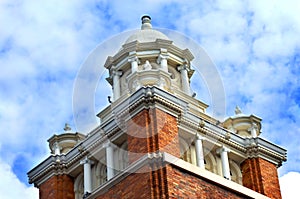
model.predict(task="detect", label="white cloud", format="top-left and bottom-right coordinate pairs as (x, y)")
top-left (0, 0), bottom-right (109, 185)
top-left (280, 172), bottom-right (300, 199)
top-left (0, 0), bottom-right (299, 197)
top-left (0, 159), bottom-right (38, 199)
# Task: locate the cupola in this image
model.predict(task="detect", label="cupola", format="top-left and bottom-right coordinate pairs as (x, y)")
top-left (223, 106), bottom-right (262, 137)
top-left (104, 15), bottom-right (195, 103)
top-left (47, 123), bottom-right (85, 155)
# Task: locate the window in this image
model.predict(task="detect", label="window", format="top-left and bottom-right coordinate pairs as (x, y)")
top-left (74, 173), bottom-right (84, 199)
top-left (114, 141), bottom-right (128, 174)
top-left (93, 162), bottom-right (107, 188)
top-left (204, 149), bottom-right (217, 174)
top-left (229, 160), bottom-right (242, 184)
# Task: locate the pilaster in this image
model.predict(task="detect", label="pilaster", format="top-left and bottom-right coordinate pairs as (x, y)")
top-left (241, 157), bottom-right (282, 199)
top-left (39, 175), bottom-right (74, 199)
top-left (127, 108), bottom-right (180, 163)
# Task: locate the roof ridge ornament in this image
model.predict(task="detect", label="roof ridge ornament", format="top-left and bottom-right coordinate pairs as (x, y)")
top-left (235, 106), bottom-right (242, 115)
top-left (64, 123), bottom-right (71, 132)
top-left (141, 15), bottom-right (152, 30)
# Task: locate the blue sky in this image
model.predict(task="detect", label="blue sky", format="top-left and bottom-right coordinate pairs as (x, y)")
top-left (0, 0), bottom-right (300, 198)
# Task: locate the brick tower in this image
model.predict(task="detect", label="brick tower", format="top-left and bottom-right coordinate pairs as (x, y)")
top-left (28, 16), bottom-right (287, 199)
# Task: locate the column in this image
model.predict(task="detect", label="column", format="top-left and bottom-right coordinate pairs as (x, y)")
top-left (128, 52), bottom-right (139, 73)
top-left (177, 65), bottom-right (191, 95)
top-left (217, 146), bottom-right (231, 180)
top-left (106, 142), bottom-right (115, 180)
top-left (80, 157), bottom-right (94, 194)
top-left (195, 134), bottom-right (205, 169)
top-left (112, 69), bottom-right (122, 101)
top-left (248, 123), bottom-right (258, 137)
top-left (53, 142), bottom-right (61, 155)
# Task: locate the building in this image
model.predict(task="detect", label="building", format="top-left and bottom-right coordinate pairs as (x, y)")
top-left (28, 16), bottom-right (287, 199)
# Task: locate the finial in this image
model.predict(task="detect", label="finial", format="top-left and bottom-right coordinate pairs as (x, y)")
top-left (64, 123), bottom-right (71, 131)
top-left (141, 15), bottom-right (152, 30)
top-left (235, 106), bottom-right (242, 115)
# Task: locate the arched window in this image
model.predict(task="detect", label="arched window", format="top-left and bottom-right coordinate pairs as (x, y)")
top-left (74, 173), bottom-right (84, 199)
top-left (179, 137), bottom-right (192, 163)
top-left (93, 161), bottom-right (107, 189)
top-left (179, 137), bottom-right (220, 176)
top-left (179, 137), bottom-right (197, 165)
top-left (229, 160), bottom-right (242, 184)
top-left (203, 148), bottom-right (218, 174)
top-left (114, 141), bottom-right (128, 174)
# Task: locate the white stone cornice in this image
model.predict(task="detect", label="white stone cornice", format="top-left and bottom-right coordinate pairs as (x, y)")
top-left (107, 39), bottom-right (194, 71)
top-left (128, 50), bottom-right (137, 58)
top-left (244, 137), bottom-right (287, 166)
top-left (110, 86), bottom-right (187, 123)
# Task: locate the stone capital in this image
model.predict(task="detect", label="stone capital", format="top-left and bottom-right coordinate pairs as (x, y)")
top-left (53, 142), bottom-right (62, 150)
top-left (103, 140), bottom-right (115, 148)
top-left (157, 54), bottom-right (169, 63)
top-left (80, 157), bottom-right (94, 165)
top-left (112, 70), bottom-right (123, 77)
top-left (128, 56), bottom-right (139, 63)
top-left (177, 64), bottom-right (189, 72)
top-left (248, 122), bottom-right (258, 131)
top-left (217, 146), bottom-right (230, 154)
top-left (196, 133), bottom-right (205, 140)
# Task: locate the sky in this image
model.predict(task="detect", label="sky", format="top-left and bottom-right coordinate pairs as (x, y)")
top-left (0, 0), bottom-right (299, 198)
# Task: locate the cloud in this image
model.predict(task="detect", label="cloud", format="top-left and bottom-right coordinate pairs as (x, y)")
top-left (0, 159), bottom-right (38, 199)
top-left (157, 0), bottom-right (300, 182)
top-left (280, 172), bottom-right (300, 199)
top-left (0, 1), bottom-right (299, 198)
top-left (0, 0), bottom-right (108, 185)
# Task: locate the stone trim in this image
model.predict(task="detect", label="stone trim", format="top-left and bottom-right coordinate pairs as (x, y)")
top-left (104, 39), bottom-right (194, 70)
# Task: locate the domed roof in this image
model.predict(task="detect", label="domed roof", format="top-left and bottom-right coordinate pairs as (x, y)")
top-left (125, 15), bottom-right (170, 44)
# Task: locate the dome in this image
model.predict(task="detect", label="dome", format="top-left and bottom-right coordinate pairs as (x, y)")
top-left (125, 15), bottom-right (170, 44)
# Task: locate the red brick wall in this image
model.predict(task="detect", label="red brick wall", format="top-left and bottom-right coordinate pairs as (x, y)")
top-left (39, 175), bottom-right (74, 199)
top-left (96, 164), bottom-right (256, 199)
top-left (127, 108), bottom-right (180, 163)
top-left (241, 157), bottom-right (282, 199)
top-left (166, 165), bottom-right (251, 199)
top-left (96, 165), bottom-right (168, 199)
